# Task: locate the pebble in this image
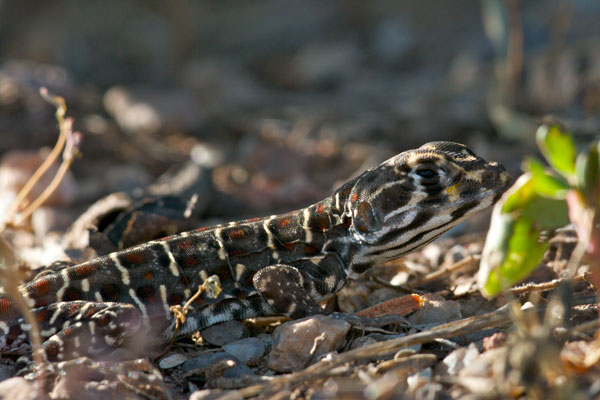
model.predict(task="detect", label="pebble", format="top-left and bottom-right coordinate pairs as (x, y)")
top-left (267, 315), bottom-right (350, 373)
top-left (408, 293), bottom-right (462, 328)
top-left (189, 389), bottom-right (228, 400)
top-left (223, 337), bottom-right (266, 366)
top-left (0, 365), bottom-right (15, 383)
top-left (182, 352), bottom-right (255, 381)
top-left (437, 343), bottom-right (480, 376)
top-left (158, 353), bottom-right (189, 369)
top-left (0, 377), bottom-right (37, 400)
top-left (201, 320), bottom-right (247, 346)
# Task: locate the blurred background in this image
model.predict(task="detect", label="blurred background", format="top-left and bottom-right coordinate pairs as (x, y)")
top-left (0, 0), bottom-right (599, 262)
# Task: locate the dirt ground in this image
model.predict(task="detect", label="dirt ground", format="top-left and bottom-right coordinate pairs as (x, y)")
top-left (1, 1), bottom-right (600, 399)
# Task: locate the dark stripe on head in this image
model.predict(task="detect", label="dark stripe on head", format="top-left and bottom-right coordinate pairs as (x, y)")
top-left (375, 211), bottom-right (433, 247)
top-left (450, 201), bottom-right (479, 220)
top-left (368, 220), bottom-right (452, 257)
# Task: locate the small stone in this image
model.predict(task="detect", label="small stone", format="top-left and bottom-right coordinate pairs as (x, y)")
top-left (223, 337), bottom-right (266, 366)
top-left (0, 377), bottom-right (37, 400)
top-left (182, 352), bottom-right (255, 381)
top-left (257, 333), bottom-right (274, 352)
top-left (190, 389), bottom-right (227, 400)
top-left (201, 320), bottom-right (247, 346)
top-left (267, 315), bottom-right (351, 372)
top-left (349, 336), bottom-right (377, 350)
top-left (408, 293), bottom-right (461, 328)
top-left (482, 332), bottom-right (507, 351)
top-left (158, 353), bottom-right (188, 369)
top-left (406, 368), bottom-right (433, 393)
top-left (437, 343), bottom-right (480, 376)
top-left (0, 364), bottom-right (15, 383)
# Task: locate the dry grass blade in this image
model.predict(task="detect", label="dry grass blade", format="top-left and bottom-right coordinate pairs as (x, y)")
top-left (0, 237), bottom-right (45, 397)
top-left (510, 274), bottom-right (587, 295)
top-left (0, 88), bottom-right (81, 394)
top-left (4, 87), bottom-right (81, 228)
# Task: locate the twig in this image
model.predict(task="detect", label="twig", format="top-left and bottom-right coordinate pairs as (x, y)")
top-left (5, 89), bottom-right (66, 222)
top-left (14, 119), bottom-right (81, 226)
top-left (509, 274), bottom-right (587, 295)
top-left (5, 88), bottom-right (82, 228)
top-left (0, 238), bottom-right (45, 398)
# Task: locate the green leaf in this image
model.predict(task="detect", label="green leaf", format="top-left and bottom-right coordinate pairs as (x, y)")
top-left (536, 124), bottom-right (577, 178)
top-left (524, 157), bottom-right (569, 199)
top-left (501, 174), bottom-right (536, 213)
top-left (479, 209), bottom-right (549, 297)
top-left (501, 173), bottom-right (569, 229)
top-left (479, 173), bottom-right (569, 298)
top-left (575, 142), bottom-right (600, 196)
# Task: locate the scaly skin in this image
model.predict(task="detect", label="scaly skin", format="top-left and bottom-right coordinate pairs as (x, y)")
top-left (0, 141), bottom-right (511, 361)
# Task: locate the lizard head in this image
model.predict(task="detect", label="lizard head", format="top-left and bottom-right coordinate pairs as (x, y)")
top-left (344, 141), bottom-right (512, 274)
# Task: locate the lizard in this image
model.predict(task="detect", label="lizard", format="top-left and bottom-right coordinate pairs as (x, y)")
top-left (0, 141), bottom-right (512, 362)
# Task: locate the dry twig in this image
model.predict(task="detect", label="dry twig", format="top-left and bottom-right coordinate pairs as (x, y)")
top-left (4, 87), bottom-right (82, 228)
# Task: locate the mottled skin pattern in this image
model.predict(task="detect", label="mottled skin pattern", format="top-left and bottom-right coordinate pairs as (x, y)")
top-left (0, 142), bottom-right (511, 361)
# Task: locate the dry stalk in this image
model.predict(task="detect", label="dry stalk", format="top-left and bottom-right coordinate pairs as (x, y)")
top-left (0, 237), bottom-right (45, 398)
top-left (509, 274), bottom-right (587, 295)
top-left (5, 87), bottom-right (81, 228)
top-left (0, 88), bottom-right (81, 393)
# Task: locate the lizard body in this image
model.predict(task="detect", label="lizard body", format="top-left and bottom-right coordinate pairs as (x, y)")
top-left (0, 141), bottom-right (511, 361)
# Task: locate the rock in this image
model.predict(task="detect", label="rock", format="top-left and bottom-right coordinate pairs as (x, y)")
top-left (182, 352), bottom-right (255, 384)
top-left (158, 353), bottom-right (188, 369)
top-left (201, 320), bottom-right (247, 346)
top-left (267, 315), bottom-right (350, 372)
top-left (0, 364), bottom-right (15, 383)
top-left (349, 336), bottom-right (377, 350)
top-left (0, 377), bottom-right (38, 400)
top-left (223, 337), bottom-right (266, 366)
top-left (189, 389), bottom-right (228, 400)
top-left (482, 332), bottom-right (507, 351)
top-left (437, 343), bottom-right (480, 376)
top-left (256, 333), bottom-right (274, 352)
top-left (408, 293), bottom-right (461, 328)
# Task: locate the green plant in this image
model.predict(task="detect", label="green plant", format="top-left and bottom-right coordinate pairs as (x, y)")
top-left (478, 124), bottom-right (600, 297)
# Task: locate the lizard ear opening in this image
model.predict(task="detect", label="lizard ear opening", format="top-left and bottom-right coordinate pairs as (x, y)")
top-left (353, 201), bottom-right (380, 234)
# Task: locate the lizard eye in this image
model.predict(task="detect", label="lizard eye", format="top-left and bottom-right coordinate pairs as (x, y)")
top-left (416, 169), bottom-right (437, 179)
